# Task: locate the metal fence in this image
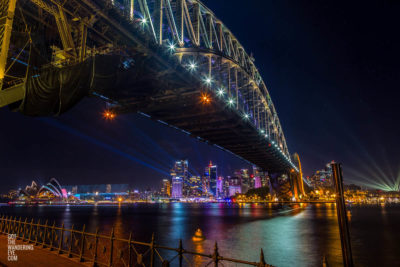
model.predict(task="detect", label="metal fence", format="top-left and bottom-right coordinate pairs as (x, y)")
top-left (0, 215), bottom-right (273, 267)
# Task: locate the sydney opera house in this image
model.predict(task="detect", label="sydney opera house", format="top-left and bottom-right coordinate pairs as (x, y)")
top-left (17, 178), bottom-right (73, 203)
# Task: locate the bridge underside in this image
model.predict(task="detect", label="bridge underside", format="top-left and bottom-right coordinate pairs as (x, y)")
top-left (113, 82), bottom-right (292, 173)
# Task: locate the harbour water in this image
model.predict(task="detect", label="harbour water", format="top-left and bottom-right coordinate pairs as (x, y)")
top-left (1, 203), bottom-right (399, 267)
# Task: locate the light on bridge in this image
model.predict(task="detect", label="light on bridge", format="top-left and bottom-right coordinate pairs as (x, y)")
top-left (228, 98), bottom-right (235, 106)
top-left (168, 43), bottom-right (176, 51)
top-left (103, 110), bottom-right (116, 120)
top-left (200, 93), bottom-right (211, 104)
top-left (243, 113), bottom-right (249, 119)
top-left (217, 88), bottom-right (225, 96)
top-left (204, 77), bottom-right (213, 85)
top-left (188, 62), bottom-right (197, 70)
top-left (140, 18), bottom-right (147, 25)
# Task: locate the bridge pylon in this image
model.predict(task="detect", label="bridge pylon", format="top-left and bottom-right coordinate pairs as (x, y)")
top-left (291, 153), bottom-right (305, 199)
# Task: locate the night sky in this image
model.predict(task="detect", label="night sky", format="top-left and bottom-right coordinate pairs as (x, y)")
top-left (1, 0), bottom-right (399, 192)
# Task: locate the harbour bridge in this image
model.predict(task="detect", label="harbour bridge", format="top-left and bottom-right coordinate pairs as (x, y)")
top-left (0, 0), bottom-right (304, 198)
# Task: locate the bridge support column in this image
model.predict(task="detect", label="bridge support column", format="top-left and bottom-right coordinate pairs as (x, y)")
top-left (0, 0), bottom-right (17, 90)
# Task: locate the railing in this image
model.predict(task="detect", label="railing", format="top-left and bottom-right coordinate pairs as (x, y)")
top-left (0, 215), bottom-right (273, 266)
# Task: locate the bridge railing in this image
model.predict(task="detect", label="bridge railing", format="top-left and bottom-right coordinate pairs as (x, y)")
top-left (0, 215), bottom-right (274, 266)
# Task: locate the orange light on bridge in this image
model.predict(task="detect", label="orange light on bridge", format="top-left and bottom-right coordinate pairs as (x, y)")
top-left (200, 93), bottom-right (211, 104)
top-left (103, 110), bottom-right (116, 120)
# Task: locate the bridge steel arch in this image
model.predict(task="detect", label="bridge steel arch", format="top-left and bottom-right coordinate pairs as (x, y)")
top-left (1, 0), bottom-right (299, 175)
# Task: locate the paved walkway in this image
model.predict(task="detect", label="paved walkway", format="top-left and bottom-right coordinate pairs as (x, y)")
top-left (0, 234), bottom-right (86, 267)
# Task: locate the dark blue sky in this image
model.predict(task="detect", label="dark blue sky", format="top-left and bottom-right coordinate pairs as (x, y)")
top-left (1, 0), bottom-right (399, 191)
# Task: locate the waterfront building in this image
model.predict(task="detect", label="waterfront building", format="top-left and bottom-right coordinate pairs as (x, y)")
top-left (16, 178), bottom-right (68, 203)
top-left (64, 184), bottom-right (129, 194)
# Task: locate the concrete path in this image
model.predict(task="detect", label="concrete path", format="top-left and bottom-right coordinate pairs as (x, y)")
top-left (0, 234), bottom-right (86, 267)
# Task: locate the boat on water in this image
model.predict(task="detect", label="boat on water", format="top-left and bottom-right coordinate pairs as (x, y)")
top-left (192, 228), bottom-right (205, 242)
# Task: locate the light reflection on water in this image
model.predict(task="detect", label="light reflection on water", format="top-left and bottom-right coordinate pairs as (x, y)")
top-left (1, 203), bottom-right (400, 266)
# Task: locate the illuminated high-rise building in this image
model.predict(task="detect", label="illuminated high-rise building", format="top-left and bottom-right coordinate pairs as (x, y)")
top-left (173, 160), bottom-right (189, 196)
top-left (161, 179), bottom-right (171, 197)
top-left (228, 176), bottom-right (241, 196)
top-left (253, 166), bottom-right (262, 189)
top-left (189, 176), bottom-right (202, 197)
top-left (205, 161), bottom-right (217, 196)
top-left (216, 176), bottom-right (224, 198)
top-left (202, 175), bottom-right (210, 196)
top-left (235, 169), bottom-right (250, 193)
top-left (171, 176), bottom-right (183, 198)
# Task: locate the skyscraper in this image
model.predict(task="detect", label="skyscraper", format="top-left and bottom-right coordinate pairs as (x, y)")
top-left (189, 176), bottom-right (202, 197)
top-left (161, 179), bottom-right (171, 197)
top-left (216, 176), bottom-right (224, 198)
top-left (173, 160), bottom-right (189, 196)
top-left (171, 175), bottom-right (183, 198)
top-left (171, 160), bottom-right (188, 198)
top-left (229, 176), bottom-right (241, 196)
top-left (205, 161), bottom-right (217, 197)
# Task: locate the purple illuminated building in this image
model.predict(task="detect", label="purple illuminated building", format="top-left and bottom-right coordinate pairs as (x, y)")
top-left (171, 176), bottom-right (183, 198)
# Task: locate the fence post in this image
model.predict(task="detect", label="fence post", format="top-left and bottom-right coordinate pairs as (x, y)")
top-left (79, 224), bottom-right (86, 262)
top-left (5, 216), bottom-right (8, 234)
top-left (68, 224), bottom-right (74, 258)
top-left (35, 219), bottom-right (40, 245)
top-left (22, 218), bottom-right (27, 241)
top-left (6, 216), bottom-right (10, 234)
top-left (11, 216), bottom-right (15, 234)
top-left (150, 233), bottom-right (155, 267)
top-left (58, 222), bottom-right (64, 254)
top-left (50, 221), bottom-right (55, 251)
top-left (128, 232), bottom-right (132, 267)
top-left (42, 220), bottom-right (48, 247)
top-left (17, 217), bottom-right (22, 238)
top-left (0, 215), bottom-right (3, 233)
top-left (258, 248), bottom-right (266, 267)
top-left (5, 216), bottom-right (9, 234)
top-left (93, 227), bottom-right (99, 266)
top-left (213, 242), bottom-right (219, 267)
top-left (109, 227), bottom-right (114, 267)
top-left (28, 218), bottom-right (34, 242)
top-left (7, 216), bottom-right (12, 234)
top-left (178, 239), bottom-right (183, 267)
